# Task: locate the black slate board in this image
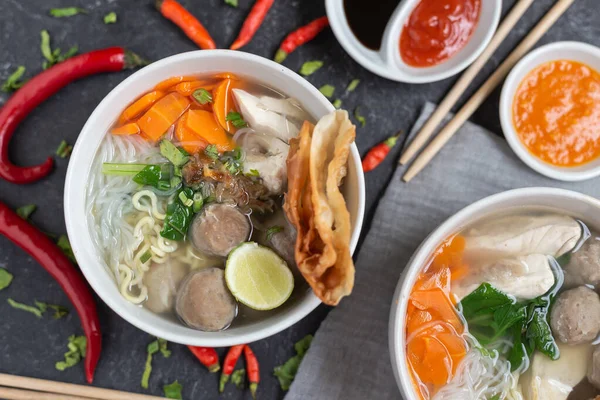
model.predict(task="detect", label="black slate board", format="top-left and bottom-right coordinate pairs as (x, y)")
top-left (0, 0), bottom-right (599, 399)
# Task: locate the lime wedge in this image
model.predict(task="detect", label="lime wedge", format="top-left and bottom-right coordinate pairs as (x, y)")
top-left (225, 242), bottom-right (294, 310)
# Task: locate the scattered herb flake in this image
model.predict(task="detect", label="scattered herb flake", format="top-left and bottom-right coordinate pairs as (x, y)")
top-left (164, 381), bottom-right (183, 399)
top-left (56, 335), bottom-right (86, 371)
top-left (274, 335), bottom-right (313, 391)
top-left (40, 30), bottom-right (78, 70)
top-left (354, 107), bottom-right (366, 127)
top-left (16, 204), bottom-right (36, 220)
top-left (142, 338), bottom-right (170, 389)
top-left (224, 0), bottom-right (238, 7)
top-left (0, 269), bottom-right (13, 291)
top-left (332, 99), bottom-right (342, 109)
top-left (247, 169), bottom-right (260, 177)
top-left (318, 84), bottom-right (335, 98)
top-left (56, 140), bottom-right (73, 158)
top-left (57, 235), bottom-right (77, 264)
top-left (299, 60), bottom-right (323, 76)
top-left (192, 88), bottom-right (213, 104)
top-left (266, 225), bottom-right (283, 241)
top-left (2, 66), bottom-right (27, 93)
top-left (140, 252), bottom-right (152, 264)
top-left (346, 79), bottom-right (360, 92)
top-left (231, 369), bottom-right (245, 389)
top-left (49, 7), bottom-right (87, 17)
top-left (35, 301), bottom-right (69, 319)
top-left (226, 111), bottom-right (247, 128)
top-left (7, 298), bottom-right (43, 318)
top-left (205, 145), bottom-right (219, 160)
top-left (160, 139), bottom-right (189, 167)
top-left (104, 12), bottom-right (117, 24)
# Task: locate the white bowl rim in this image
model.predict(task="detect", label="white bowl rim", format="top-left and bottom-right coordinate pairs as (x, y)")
top-left (64, 50), bottom-right (366, 347)
top-left (500, 41), bottom-right (600, 182)
top-left (388, 187), bottom-right (600, 399)
top-left (325, 0), bottom-right (501, 83)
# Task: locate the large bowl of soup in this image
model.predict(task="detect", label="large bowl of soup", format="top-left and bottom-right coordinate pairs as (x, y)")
top-left (64, 50), bottom-right (365, 346)
top-left (390, 187), bottom-right (600, 399)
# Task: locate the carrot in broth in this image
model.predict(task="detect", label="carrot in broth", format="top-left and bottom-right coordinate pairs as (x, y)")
top-left (214, 72), bottom-right (239, 80)
top-left (175, 80), bottom-right (216, 96)
top-left (175, 112), bottom-right (208, 154)
top-left (154, 75), bottom-right (196, 91)
top-left (185, 109), bottom-right (233, 151)
top-left (118, 90), bottom-right (166, 124)
top-left (213, 79), bottom-right (239, 133)
top-left (137, 92), bottom-right (190, 141)
top-left (111, 122), bottom-right (141, 135)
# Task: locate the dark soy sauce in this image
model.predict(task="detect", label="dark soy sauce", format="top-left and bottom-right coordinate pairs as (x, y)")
top-left (343, 0), bottom-right (401, 50)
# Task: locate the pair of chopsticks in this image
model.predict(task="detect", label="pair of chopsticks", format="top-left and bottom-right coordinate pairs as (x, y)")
top-left (0, 373), bottom-right (168, 400)
top-left (399, 0), bottom-right (576, 182)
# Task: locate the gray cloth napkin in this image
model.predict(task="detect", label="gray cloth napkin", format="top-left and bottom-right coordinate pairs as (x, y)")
top-left (285, 102), bottom-right (600, 400)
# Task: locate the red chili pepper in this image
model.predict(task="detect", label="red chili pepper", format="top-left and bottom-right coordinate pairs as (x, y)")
top-left (361, 133), bottom-right (402, 172)
top-left (220, 344), bottom-right (245, 392)
top-left (244, 345), bottom-right (260, 399)
top-left (275, 16), bottom-right (329, 63)
top-left (0, 47), bottom-right (146, 184)
top-left (230, 0), bottom-right (275, 50)
top-left (187, 345), bottom-right (220, 373)
top-left (0, 201), bottom-right (101, 383)
top-left (156, 0), bottom-right (216, 50)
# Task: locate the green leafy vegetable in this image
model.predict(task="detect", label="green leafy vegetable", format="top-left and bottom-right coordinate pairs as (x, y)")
top-left (205, 145), bottom-right (219, 160)
top-left (40, 30), bottom-right (78, 70)
top-left (2, 66), bottom-right (27, 93)
top-left (49, 7), bottom-right (87, 17)
top-left (266, 225), bottom-right (283, 241)
top-left (274, 335), bottom-right (313, 391)
top-left (346, 79), bottom-right (360, 92)
top-left (35, 301), bottom-right (69, 319)
top-left (160, 140), bottom-right (189, 167)
top-left (161, 188), bottom-right (195, 241)
top-left (104, 12), bottom-right (117, 24)
top-left (319, 84), bottom-right (335, 98)
top-left (299, 61), bottom-right (323, 77)
top-left (226, 111), bottom-right (247, 128)
top-left (7, 299), bottom-right (43, 317)
top-left (56, 335), bottom-right (87, 371)
top-left (57, 235), bottom-right (77, 264)
top-left (56, 140), bottom-right (73, 158)
top-left (224, 0), bottom-right (238, 6)
top-left (0, 269), bottom-right (13, 291)
top-left (231, 369), bottom-right (245, 389)
top-left (354, 107), bottom-right (366, 127)
top-left (192, 88), bottom-right (213, 104)
top-left (142, 338), bottom-right (170, 389)
top-left (133, 164), bottom-right (173, 189)
top-left (164, 381), bottom-right (183, 399)
top-left (16, 204), bottom-right (36, 220)
top-left (332, 99), bottom-right (342, 109)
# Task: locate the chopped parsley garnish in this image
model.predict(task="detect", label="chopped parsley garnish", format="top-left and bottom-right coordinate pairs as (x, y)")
top-left (16, 204), bottom-right (36, 220)
top-left (332, 99), bottom-right (342, 109)
top-left (0, 269), bottom-right (14, 291)
top-left (192, 88), bottom-right (213, 104)
top-left (142, 338), bottom-right (171, 389)
top-left (160, 139), bottom-right (189, 167)
top-left (205, 144), bottom-right (219, 160)
top-left (274, 335), bottom-right (313, 390)
top-left (319, 84), bottom-right (335, 98)
top-left (49, 7), bottom-right (87, 17)
top-left (247, 169), bottom-right (260, 177)
top-left (299, 60), bottom-right (323, 76)
top-left (40, 30), bottom-right (78, 70)
top-left (7, 299), bottom-right (43, 318)
top-left (35, 301), bottom-right (69, 319)
top-left (103, 12), bottom-right (117, 24)
top-left (226, 111), bottom-right (248, 128)
top-left (56, 335), bottom-right (87, 371)
top-left (164, 381), bottom-right (183, 399)
top-left (56, 140), bottom-right (73, 158)
top-left (266, 225), bottom-right (284, 241)
top-left (224, 0), bottom-right (238, 6)
top-left (346, 79), bottom-right (360, 92)
top-left (354, 107), bottom-right (366, 127)
top-left (2, 66), bottom-right (27, 93)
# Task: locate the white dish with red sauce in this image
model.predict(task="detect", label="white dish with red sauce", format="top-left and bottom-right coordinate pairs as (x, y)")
top-left (326, 0), bottom-right (501, 83)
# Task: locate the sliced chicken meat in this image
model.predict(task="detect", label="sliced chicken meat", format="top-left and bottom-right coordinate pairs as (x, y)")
top-left (239, 131), bottom-right (289, 195)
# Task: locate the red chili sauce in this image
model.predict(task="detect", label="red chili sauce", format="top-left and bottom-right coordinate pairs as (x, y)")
top-left (400, 0), bottom-right (481, 68)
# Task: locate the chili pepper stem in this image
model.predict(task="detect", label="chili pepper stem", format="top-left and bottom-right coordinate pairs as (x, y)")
top-left (219, 374), bottom-right (230, 393)
top-left (209, 363), bottom-right (220, 373)
top-left (250, 382), bottom-right (258, 399)
top-left (274, 50), bottom-right (287, 64)
top-left (124, 50), bottom-right (149, 69)
top-left (385, 132), bottom-right (403, 148)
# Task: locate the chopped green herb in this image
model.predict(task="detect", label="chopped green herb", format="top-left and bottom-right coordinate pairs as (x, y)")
top-left (7, 299), bottom-right (43, 318)
top-left (56, 140), bottom-right (73, 158)
top-left (57, 235), bottom-right (77, 264)
top-left (266, 225), bottom-right (283, 241)
top-left (226, 111), bottom-right (247, 128)
top-left (319, 84), bottom-right (335, 98)
top-left (142, 338), bottom-right (170, 389)
top-left (192, 192), bottom-right (204, 213)
top-left (231, 369), bottom-right (245, 389)
top-left (354, 107), bottom-right (366, 127)
top-left (346, 79), bottom-right (360, 92)
top-left (140, 252), bottom-right (152, 264)
top-left (158, 338), bottom-right (171, 358)
top-left (40, 30), bottom-right (78, 70)
top-left (56, 335), bottom-right (86, 371)
top-left (103, 12), bottom-right (117, 24)
top-left (221, 147), bottom-right (244, 175)
top-left (274, 335), bottom-right (313, 391)
top-left (205, 145), bottom-right (219, 160)
top-left (224, 0), bottom-right (238, 6)
top-left (2, 66), bottom-right (27, 93)
top-left (178, 191), bottom-right (193, 207)
top-left (299, 60), bottom-right (323, 77)
top-left (160, 140), bottom-right (189, 167)
top-left (16, 204), bottom-right (37, 220)
top-left (35, 301), bottom-right (69, 319)
top-left (49, 7), bottom-right (87, 17)
top-left (0, 269), bottom-right (14, 291)
top-left (247, 169), bottom-right (260, 177)
top-left (192, 88), bottom-right (213, 104)
top-left (170, 176), bottom-right (182, 189)
top-left (102, 163), bottom-right (148, 175)
top-left (164, 380), bottom-right (183, 399)
top-left (332, 99), bottom-right (342, 109)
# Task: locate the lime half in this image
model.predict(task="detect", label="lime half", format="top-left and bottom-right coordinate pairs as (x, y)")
top-left (225, 242), bottom-right (294, 310)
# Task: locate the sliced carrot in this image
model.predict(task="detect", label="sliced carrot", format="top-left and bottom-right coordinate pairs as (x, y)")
top-left (410, 289), bottom-right (462, 332)
top-left (118, 90), bottom-right (166, 124)
top-left (111, 122), bottom-right (141, 135)
top-left (185, 109), bottom-right (234, 151)
top-left (153, 75), bottom-right (196, 91)
top-left (432, 235), bottom-right (466, 270)
top-left (450, 264), bottom-right (469, 282)
top-left (175, 80), bottom-right (216, 96)
top-left (137, 92), bottom-right (190, 141)
top-left (212, 79), bottom-right (239, 133)
top-left (175, 112), bottom-right (208, 154)
top-left (214, 72), bottom-right (239, 80)
top-left (406, 309), bottom-right (433, 333)
top-left (415, 266), bottom-right (451, 293)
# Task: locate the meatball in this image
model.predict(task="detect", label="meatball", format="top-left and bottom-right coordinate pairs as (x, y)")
top-left (142, 260), bottom-right (189, 314)
top-left (564, 238), bottom-right (600, 288)
top-left (175, 268), bottom-right (238, 332)
top-left (551, 286), bottom-right (600, 345)
top-left (588, 345), bottom-right (600, 390)
top-left (189, 204), bottom-right (251, 257)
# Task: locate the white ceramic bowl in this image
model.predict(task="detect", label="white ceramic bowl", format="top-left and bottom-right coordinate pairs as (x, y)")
top-left (64, 50), bottom-right (365, 347)
top-left (389, 187), bottom-right (600, 399)
top-left (500, 41), bottom-right (600, 181)
top-left (326, 0), bottom-right (501, 83)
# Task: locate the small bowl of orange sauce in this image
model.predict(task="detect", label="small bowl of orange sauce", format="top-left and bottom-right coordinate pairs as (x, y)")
top-left (500, 41), bottom-right (600, 181)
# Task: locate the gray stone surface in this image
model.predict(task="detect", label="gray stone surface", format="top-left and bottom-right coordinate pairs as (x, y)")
top-left (0, 0), bottom-right (598, 399)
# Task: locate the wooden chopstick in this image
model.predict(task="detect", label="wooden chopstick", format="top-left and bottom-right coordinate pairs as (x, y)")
top-left (0, 374), bottom-right (168, 400)
top-left (399, 0), bottom-right (535, 165)
top-left (0, 386), bottom-right (91, 400)
top-left (402, 0), bottom-right (576, 182)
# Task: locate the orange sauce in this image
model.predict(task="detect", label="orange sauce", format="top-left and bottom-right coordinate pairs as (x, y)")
top-left (405, 235), bottom-right (468, 399)
top-left (400, 0), bottom-right (481, 67)
top-left (513, 60), bottom-right (600, 166)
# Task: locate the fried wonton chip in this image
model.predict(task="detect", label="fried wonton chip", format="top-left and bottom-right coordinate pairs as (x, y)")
top-left (283, 111), bottom-right (356, 305)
